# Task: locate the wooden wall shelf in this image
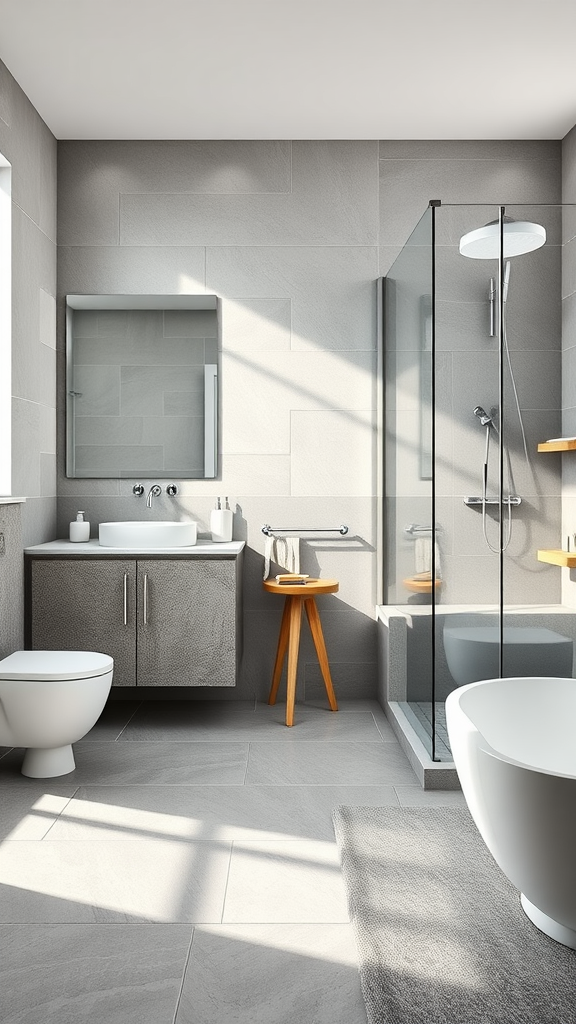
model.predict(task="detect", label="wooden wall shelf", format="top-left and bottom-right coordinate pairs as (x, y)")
top-left (537, 439), bottom-right (576, 452)
top-left (537, 549), bottom-right (576, 568)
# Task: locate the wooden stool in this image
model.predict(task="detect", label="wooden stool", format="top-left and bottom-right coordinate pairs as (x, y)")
top-left (264, 577), bottom-right (339, 726)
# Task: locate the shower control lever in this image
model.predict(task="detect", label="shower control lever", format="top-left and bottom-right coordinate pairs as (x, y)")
top-left (464, 496), bottom-right (521, 506)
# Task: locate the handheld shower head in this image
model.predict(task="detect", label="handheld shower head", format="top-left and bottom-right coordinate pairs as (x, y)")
top-left (474, 406), bottom-right (493, 427)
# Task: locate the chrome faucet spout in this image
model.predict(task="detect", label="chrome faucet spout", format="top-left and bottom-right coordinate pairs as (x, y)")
top-left (146, 484), bottom-right (162, 508)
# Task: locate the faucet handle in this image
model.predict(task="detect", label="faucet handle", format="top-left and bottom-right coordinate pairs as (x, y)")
top-left (133, 484), bottom-right (144, 496)
top-left (166, 484), bottom-right (178, 496)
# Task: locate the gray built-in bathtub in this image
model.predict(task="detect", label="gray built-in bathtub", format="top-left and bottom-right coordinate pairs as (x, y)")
top-left (376, 603), bottom-right (576, 788)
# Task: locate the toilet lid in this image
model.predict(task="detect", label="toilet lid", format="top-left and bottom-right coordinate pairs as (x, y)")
top-left (0, 650), bottom-right (114, 681)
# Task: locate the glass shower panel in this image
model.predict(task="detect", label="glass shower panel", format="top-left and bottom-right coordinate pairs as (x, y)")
top-left (500, 204), bottom-right (567, 680)
top-left (383, 206), bottom-right (434, 757)
top-left (433, 204), bottom-right (504, 760)
top-left (384, 200), bottom-right (576, 768)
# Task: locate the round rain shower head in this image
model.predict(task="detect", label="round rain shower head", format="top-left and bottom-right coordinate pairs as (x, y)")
top-left (459, 217), bottom-right (546, 259)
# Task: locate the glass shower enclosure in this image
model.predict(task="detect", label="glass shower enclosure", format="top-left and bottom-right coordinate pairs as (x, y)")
top-left (381, 201), bottom-right (574, 761)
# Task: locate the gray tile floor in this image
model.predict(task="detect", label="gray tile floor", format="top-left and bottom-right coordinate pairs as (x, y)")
top-left (0, 698), bottom-right (466, 1023)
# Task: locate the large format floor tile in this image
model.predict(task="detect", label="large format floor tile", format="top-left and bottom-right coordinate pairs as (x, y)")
top-left (0, 840), bottom-right (231, 923)
top-left (10, 741), bottom-right (249, 786)
top-left (1, 923), bottom-right (192, 1024)
top-left (176, 924), bottom-right (367, 1024)
top-left (308, 699), bottom-right (398, 741)
top-left (77, 700), bottom-right (142, 743)
top-left (45, 783), bottom-right (400, 842)
top-left (120, 704), bottom-right (384, 742)
top-left (245, 741), bottom-right (418, 786)
top-left (223, 839), bottom-right (349, 923)
top-left (0, 696), bottom-right (448, 1023)
top-left (0, 785), bottom-right (76, 840)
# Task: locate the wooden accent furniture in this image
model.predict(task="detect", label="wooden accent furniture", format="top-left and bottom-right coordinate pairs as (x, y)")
top-left (264, 577), bottom-right (339, 726)
top-left (537, 439), bottom-right (576, 452)
top-left (402, 576), bottom-right (442, 594)
top-left (537, 549), bottom-right (576, 568)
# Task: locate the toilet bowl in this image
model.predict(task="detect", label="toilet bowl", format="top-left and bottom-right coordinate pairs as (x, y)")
top-left (444, 626), bottom-right (573, 686)
top-left (0, 650), bottom-right (114, 778)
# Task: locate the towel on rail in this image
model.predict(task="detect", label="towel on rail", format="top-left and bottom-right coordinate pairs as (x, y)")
top-left (414, 536), bottom-right (442, 580)
top-left (263, 536), bottom-right (300, 580)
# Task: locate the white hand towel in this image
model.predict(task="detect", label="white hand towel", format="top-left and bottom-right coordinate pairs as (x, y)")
top-left (262, 536), bottom-right (301, 579)
top-left (275, 536), bottom-right (300, 575)
top-left (263, 536), bottom-right (275, 580)
top-left (414, 536), bottom-right (442, 580)
top-left (414, 536), bottom-right (431, 575)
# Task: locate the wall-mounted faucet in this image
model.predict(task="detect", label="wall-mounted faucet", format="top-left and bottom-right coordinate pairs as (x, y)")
top-left (146, 484), bottom-right (162, 508)
top-left (133, 483), bottom-right (177, 505)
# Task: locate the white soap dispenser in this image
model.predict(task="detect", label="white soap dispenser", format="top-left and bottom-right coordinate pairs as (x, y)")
top-left (210, 497), bottom-right (233, 543)
top-left (69, 510), bottom-right (90, 543)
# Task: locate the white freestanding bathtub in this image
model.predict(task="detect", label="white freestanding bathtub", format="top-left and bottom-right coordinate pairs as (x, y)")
top-left (445, 676), bottom-right (576, 948)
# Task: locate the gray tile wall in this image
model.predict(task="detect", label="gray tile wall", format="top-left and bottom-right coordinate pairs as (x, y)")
top-left (56, 138), bottom-right (564, 698)
top-left (57, 140), bottom-right (379, 699)
top-left (381, 140), bottom-right (562, 606)
top-left (0, 59), bottom-right (57, 545)
top-left (561, 123), bottom-right (576, 605)
top-left (0, 501), bottom-right (24, 655)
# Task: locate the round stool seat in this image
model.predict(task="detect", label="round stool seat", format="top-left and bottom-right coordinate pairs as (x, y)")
top-left (263, 578), bottom-right (339, 596)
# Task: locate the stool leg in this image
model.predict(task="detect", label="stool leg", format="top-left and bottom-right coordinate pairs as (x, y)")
top-left (285, 597), bottom-right (303, 727)
top-left (268, 597), bottom-right (291, 706)
top-left (305, 597), bottom-right (338, 711)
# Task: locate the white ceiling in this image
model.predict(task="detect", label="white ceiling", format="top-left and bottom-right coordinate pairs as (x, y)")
top-left (1, 0), bottom-right (576, 140)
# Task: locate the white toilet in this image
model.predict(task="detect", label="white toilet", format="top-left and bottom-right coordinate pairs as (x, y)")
top-left (0, 650), bottom-right (114, 778)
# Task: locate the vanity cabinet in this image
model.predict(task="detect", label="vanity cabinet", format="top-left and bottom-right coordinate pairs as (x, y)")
top-left (26, 552), bottom-right (241, 688)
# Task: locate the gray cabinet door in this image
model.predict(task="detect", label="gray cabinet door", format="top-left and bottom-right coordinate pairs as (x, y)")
top-left (30, 559), bottom-right (137, 686)
top-left (136, 559), bottom-right (237, 686)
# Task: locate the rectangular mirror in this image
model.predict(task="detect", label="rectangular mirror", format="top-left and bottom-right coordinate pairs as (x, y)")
top-left (66, 294), bottom-right (219, 479)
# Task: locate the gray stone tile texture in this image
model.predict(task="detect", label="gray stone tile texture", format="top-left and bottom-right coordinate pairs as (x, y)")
top-left (1, 924), bottom-right (192, 1024)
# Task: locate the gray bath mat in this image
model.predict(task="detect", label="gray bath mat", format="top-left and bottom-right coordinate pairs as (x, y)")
top-left (333, 806), bottom-right (576, 1024)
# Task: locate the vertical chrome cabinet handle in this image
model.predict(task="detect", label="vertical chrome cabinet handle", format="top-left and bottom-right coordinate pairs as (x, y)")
top-left (143, 573), bottom-right (149, 624)
top-left (123, 573), bottom-right (128, 625)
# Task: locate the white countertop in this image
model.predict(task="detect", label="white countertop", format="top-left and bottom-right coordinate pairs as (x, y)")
top-left (25, 538), bottom-right (245, 556)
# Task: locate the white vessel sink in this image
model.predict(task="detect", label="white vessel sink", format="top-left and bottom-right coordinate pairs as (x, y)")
top-left (99, 521), bottom-right (198, 548)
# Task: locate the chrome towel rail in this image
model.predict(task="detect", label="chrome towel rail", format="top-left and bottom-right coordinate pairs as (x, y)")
top-left (404, 523), bottom-right (442, 535)
top-left (262, 524), bottom-right (348, 536)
